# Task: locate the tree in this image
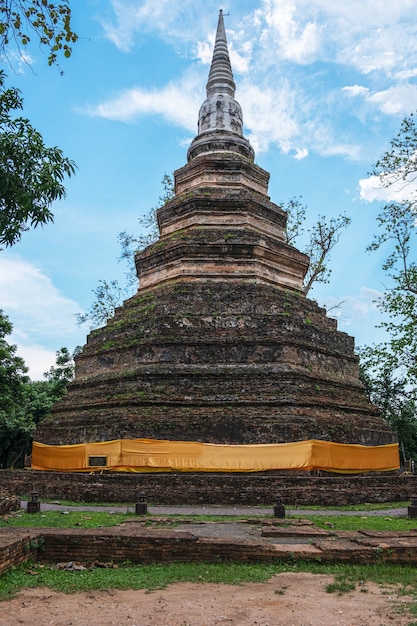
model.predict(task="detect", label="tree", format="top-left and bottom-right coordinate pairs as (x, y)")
top-left (77, 174), bottom-right (174, 329)
top-left (118, 173), bottom-right (174, 288)
top-left (0, 0), bottom-right (78, 69)
top-left (0, 309), bottom-right (32, 467)
top-left (360, 361), bottom-right (417, 460)
top-left (76, 280), bottom-right (125, 329)
top-left (359, 111), bottom-right (417, 458)
top-left (363, 112), bottom-right (417, 392)
top-left (26, 345), bottom-right (76, 426)
top-left (0, 316), bottom-right (76, 467)
top-left (0, 70), bottom-right (76, 247)
top-left (284, 196), bottom-right (351, 295)
top-left (78, 183), bottom-right (351, 329)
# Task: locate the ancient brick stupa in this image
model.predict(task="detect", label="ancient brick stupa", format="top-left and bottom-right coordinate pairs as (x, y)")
top-left (34, 11), bottom-right (397, 473)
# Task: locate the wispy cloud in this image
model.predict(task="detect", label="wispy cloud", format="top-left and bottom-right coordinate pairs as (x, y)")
top-left (259, 1), bottom-right (322, 64)
top-left (0, 254), bottom-right (84, 380)
top-left (90, 0), bottom-right (417, 161)
top-left (343, 82), bottom-right (417, 119)
top-left (83, 70), bottom-right (202, 132)
top-left (102, 0), bottom-right (214, 52)
top-left (359, 172), bottom-right (417, 203)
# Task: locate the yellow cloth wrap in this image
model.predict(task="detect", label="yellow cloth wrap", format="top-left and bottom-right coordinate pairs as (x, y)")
top-left (31, 438), bottom-right (400, 473)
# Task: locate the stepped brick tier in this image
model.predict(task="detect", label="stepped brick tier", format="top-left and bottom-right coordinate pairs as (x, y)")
top-left (36, 281), bottom-right (393, 446)
top-left (35, 11), bottom-right (395, 453)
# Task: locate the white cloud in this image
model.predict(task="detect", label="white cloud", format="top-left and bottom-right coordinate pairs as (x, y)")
top-left (294, 147), bottom-right (308, 159)
top-left (342, 83), bottom-right (417, 118)
top-left (0, 49), bottom-right (35, 74)
top-left (240, 81), bottom-right (300, 153)
top-left (90, 1), bottom-right (417, 161)
top-left (255, 0), bottom-right (417, 76)
top-left (359, 173), bottom-right (417, 203)
top-left (0, 254), bottom-right (84, 380)
top-left (83, 71), bottom-right (202, 133)
top-left (342, 85), bottom-right (369, 98)
top-left (103, 0), bottom-right (218, 52)
top-left (16, 344), bottom-right (57, 382)
top-left (367, 84), bottom-right (417, 115)
top-left (322, 288), bottom-right (382, 322)
top-left (102, 0), bottom-right (177, 51)
top-left (394, 68), bottom-right (417, 80)
top-left (261, 0), bottom-right (322, 64)
top-left (102, 0), bottom-right (417, 79)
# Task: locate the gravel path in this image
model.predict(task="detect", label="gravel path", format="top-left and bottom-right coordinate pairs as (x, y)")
top-left (21, 500), bottom-right (409, 517)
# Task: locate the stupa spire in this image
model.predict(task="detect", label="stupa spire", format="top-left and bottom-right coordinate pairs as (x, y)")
top-left (187, 10), bottom-right (255, 162)
top-left (206, 9), bottom-right (236, 98)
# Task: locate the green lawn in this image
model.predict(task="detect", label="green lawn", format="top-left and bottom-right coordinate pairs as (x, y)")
top-left (2, 499), bottom-right (417, 619)
top-left (1, 560), bottom-right (417, 604)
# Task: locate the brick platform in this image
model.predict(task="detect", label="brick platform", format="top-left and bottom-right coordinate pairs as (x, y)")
top-left (2, 519), bottom-right (417, 577)
top-left (2, 469), bottom-right (416, 506)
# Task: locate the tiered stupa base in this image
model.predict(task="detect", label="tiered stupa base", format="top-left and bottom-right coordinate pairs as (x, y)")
top-left (36, 281), bottom-right (393, 446)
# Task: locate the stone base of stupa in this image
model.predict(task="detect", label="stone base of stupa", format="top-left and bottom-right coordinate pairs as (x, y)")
top-left (36, 281), bottom-right (393, 447)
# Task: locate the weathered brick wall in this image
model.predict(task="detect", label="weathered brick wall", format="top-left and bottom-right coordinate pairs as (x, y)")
top-left (36, 529), bottom-right (417, 566)
top-left (35, 282), bottom-right (393, 448)
top-left (0, 530), bottom-right (38, 575)
top-left (2, 525), bottom-right (417, 578)
top-left (2, 469), bottom-right (416, 506)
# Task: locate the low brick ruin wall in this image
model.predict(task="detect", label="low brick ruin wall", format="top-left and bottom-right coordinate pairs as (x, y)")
top-left (0, 530), bottom-right (38, 575)
top-left (3, 524), bottom-right (417, 578)
top-left (1, 469), bottom-right (416, 506)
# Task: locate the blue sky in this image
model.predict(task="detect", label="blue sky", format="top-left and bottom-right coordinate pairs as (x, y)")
top-left (1, 0), bottom-right (417, 380)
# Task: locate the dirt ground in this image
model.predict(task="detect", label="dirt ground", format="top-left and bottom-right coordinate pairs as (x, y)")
top-left (2, 572), bottom-right (414, 626)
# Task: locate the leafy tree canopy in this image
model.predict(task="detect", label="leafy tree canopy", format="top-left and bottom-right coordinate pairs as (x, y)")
top-left (0, 70), bottom-right (76, 247)
top-left (0, 313), bottom-right (76, 467)
top-left (0, 309), bottom-right (31, 467)
top-left (363, 112), bottom-right (417, 392)
top-left (284, 196), bottom-right (351, 295)
top-left (0, 0), bottom-right (78, 68)
top-left (77, 174), bottom-right (174, 329)
top-left (78, 180), bottom-right (351, 329)
top-left (359, 111), bottom-right (417, 459)
top-left (360, 362), bottom-right (417, 460)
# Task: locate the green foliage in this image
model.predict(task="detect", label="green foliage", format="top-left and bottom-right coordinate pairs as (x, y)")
top-left (361, 111), bottom-right (417, 454)
top-left (284, 196), bottom-right (351, 295)
top-left (78, 174), bottom-right (174, 329)
top-left (75, 280), bottom-right (125, 330)
top-left (0, 509), bottom-right (132, 529)
top-left (325, 578), bottom-right (356, 594)
top-left (1, 560), bottom-right (417, 603)
top-left (3, 505), bottom-right (416, 532)
top-left (0, 561), bottom-right (285, 599)
top-left (0, 71), bottom-right (76, 247)
top-left (0, 0), bottom-right (78, 69)
top-left (0, 313), bottom-right (75, 467)
top-left (360, 363), bottom-right (417, 459)
top-left (304, 515), bottom-right (417, 532)
top-left (0, 309), bottom-right (32, 468)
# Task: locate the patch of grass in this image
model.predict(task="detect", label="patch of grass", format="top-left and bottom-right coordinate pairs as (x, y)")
top-left (302, 515), bottom-right (417, 532)
top-left (0, 510), bottom-right (133, 529)
top-left (0, 561), bottom-right (283, 600)
top-left (2, 560), bottom-right (417, 603)
top-left (290, 501), bottom-right (409, 512)
top-left (326, 579), bottom-right (356, 594)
